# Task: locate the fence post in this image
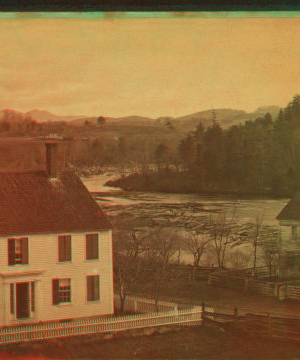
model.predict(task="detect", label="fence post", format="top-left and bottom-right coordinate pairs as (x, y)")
top-left (134, 300), bottom-right (138, 313)
top-left (192, 266), bottom-right (195, 285)
top-left (234, 307), bottom-right (239, 320)
top-left (274, 282), bottom-right (280, 299)
top-left (201, 303), bottom-right (206, 321)
top-left (244, 278), bottom-right (248, 292)
top-left (267, 313), bottom-right (272, 336)
top-left (278, 284), bottom-right (286, 301)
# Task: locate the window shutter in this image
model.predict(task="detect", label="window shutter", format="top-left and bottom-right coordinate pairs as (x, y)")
top-left (58, 236), bottom-right (65, 262)
top-left (69, 279), bottom-right (72, 303)
top-left (94, 275), bottom-right (100, 301)
top-left (10, 284), bottom-right (14, 314)
top-left (86, 234), bottom-right (99, 260)
top-left (52, 279), bottom-right (59, 305)
top-left (8, 239), bottom-right (15, 266)
top-left (87, 276), bottom-right (93, 301)
top-left (21, 238), bottom-right (28, 264)
top-left (86, 235), bottom-right (92, 260)
top-left (31, 282), bottom-right (35, 312)
top-left (65, 236), bottom-right (72, 261)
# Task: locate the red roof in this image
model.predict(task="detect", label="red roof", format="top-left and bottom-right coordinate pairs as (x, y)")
top-left (0, 170), bottom-right (110, 236)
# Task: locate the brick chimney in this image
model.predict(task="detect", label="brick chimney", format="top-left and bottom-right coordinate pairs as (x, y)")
top-left (45, 142), bottom-right (58, 178)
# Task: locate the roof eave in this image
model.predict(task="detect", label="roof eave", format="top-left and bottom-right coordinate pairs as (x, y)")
top-left (0, 227), bottom-right (112, 238)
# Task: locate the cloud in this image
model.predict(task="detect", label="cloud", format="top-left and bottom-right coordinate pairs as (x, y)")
top-left (1, 16), bottom-right (300, 117)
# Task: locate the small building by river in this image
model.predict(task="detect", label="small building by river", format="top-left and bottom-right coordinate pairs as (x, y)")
top-left (276, 192), bottom-right (300, 240)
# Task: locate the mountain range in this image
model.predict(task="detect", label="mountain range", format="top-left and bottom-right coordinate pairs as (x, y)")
top-left (0, 106), bottom-right (281, 132)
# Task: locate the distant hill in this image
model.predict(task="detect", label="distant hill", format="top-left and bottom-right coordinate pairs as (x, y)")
top-left (0, 106), bottom-right (281, 133)
top-left (70, 115), bottom-right (157, 126)
top-left (251, 106), bottom-right (281, 117)
top-left (172, 106), bottom-right (281, 133)
top-left (0, 109), bottom-right (28, 122)
top-left (25, 109), bottom-right (85, 122)
top-left (110, 115), bottom-right (155, 126)
top-left (70, 106), bottom-right (281, 131)
top-left (0, 109), bottom-right (86, 123)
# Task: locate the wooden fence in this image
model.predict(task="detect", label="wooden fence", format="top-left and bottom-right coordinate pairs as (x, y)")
top-left (277, 283), bottom-right (300, 300)
top-left (0, 296), bottom-right (203, 346)
top-left (208, 267), bottom-right (300, 301)
top-left (114, 294), bottom-right (191, 313)
top-left (235, 313), bottom-right (300, 341)
top-left (286, 285), bottom-right (300, 300)
top-left (140, 264), bottom-right (217, 284)
top-left (167, 264), bottom-right (218, 282)
top-left (202, 308), bottom-right (300, 341)
top-left (208, 267), bottom-right (277, 296)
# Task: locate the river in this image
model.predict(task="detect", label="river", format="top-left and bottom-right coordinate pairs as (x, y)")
top-left (82, 173), bottom-right (296, 266)
top-left (82, 173), bottom-right (289, 229)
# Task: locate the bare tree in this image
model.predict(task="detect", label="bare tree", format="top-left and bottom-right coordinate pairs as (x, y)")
top-left (143, 227), bottom-right (179, 311)
top-left (239, 221), bottom-right (280, 278)
top-left (205, 211), bottom-right (242, 268)
top-left (227, 249), bottom-right (251, 269)
top-left (113, 230), bottom-right (151, 312)
top-left (238, 214), bottom-right (264, 273)
top-left (258, 228), bottom-right (280, 279)
top-left (182, 231), bottom-right (210, 267)
top-left (252, 215), bottom-right (263, 271)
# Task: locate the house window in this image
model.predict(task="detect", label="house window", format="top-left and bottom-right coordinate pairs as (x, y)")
top-left (86, 233), bottom-right (99, 260)
top-left (15, 240), bottom-right (22, 263)
top-left (292, 226), bottom-right (298, 240)
top-left (87, 275), bottom-right (100, 301)
top-left (10, 284), bottom-right (14, 314)
top-left (52, 279), bottom-right (71, 305)
top-left (58, 235), bottom-right (72, 262)
top-left (8, 238), bottom-right (28, 265)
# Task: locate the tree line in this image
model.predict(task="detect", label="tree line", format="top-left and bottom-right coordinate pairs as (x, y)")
top-left (172, 94), bottom-right (300, 196)
top-left (110, 95), bottom-right (300, 197)
top-left (3, 95), bottom-right (300, 197)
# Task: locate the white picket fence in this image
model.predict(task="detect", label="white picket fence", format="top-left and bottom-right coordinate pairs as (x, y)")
top-left (0, 296), bottom-right (203, 345)
top-left (114, 294), bottom-right (192, 313)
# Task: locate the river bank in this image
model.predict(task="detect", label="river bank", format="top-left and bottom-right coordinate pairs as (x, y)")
top-left (105, 169), bottom-right (289, 199)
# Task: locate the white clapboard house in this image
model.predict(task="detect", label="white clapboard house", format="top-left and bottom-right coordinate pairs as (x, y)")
top-left (0, 142), bottom-right (113, 326)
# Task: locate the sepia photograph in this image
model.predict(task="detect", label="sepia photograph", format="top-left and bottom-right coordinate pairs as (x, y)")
top-left (0, 11), bottom-right (300, 359)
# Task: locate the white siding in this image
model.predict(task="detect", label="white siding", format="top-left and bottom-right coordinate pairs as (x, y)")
top-left (0, 230), bottom-right (114, 326)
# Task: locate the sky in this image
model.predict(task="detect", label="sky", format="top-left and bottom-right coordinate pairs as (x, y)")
top-left (1, 12), bottom-right (300, 118)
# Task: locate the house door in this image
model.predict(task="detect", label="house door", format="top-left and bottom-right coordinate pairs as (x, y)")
top-left (16, 282), bottom-right (29, 319)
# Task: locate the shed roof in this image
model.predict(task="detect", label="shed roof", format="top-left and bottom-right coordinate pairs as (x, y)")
top-left (276, 192), bottom-right (300, 222)
top-left (0, 170), bottom-right (110, 236)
